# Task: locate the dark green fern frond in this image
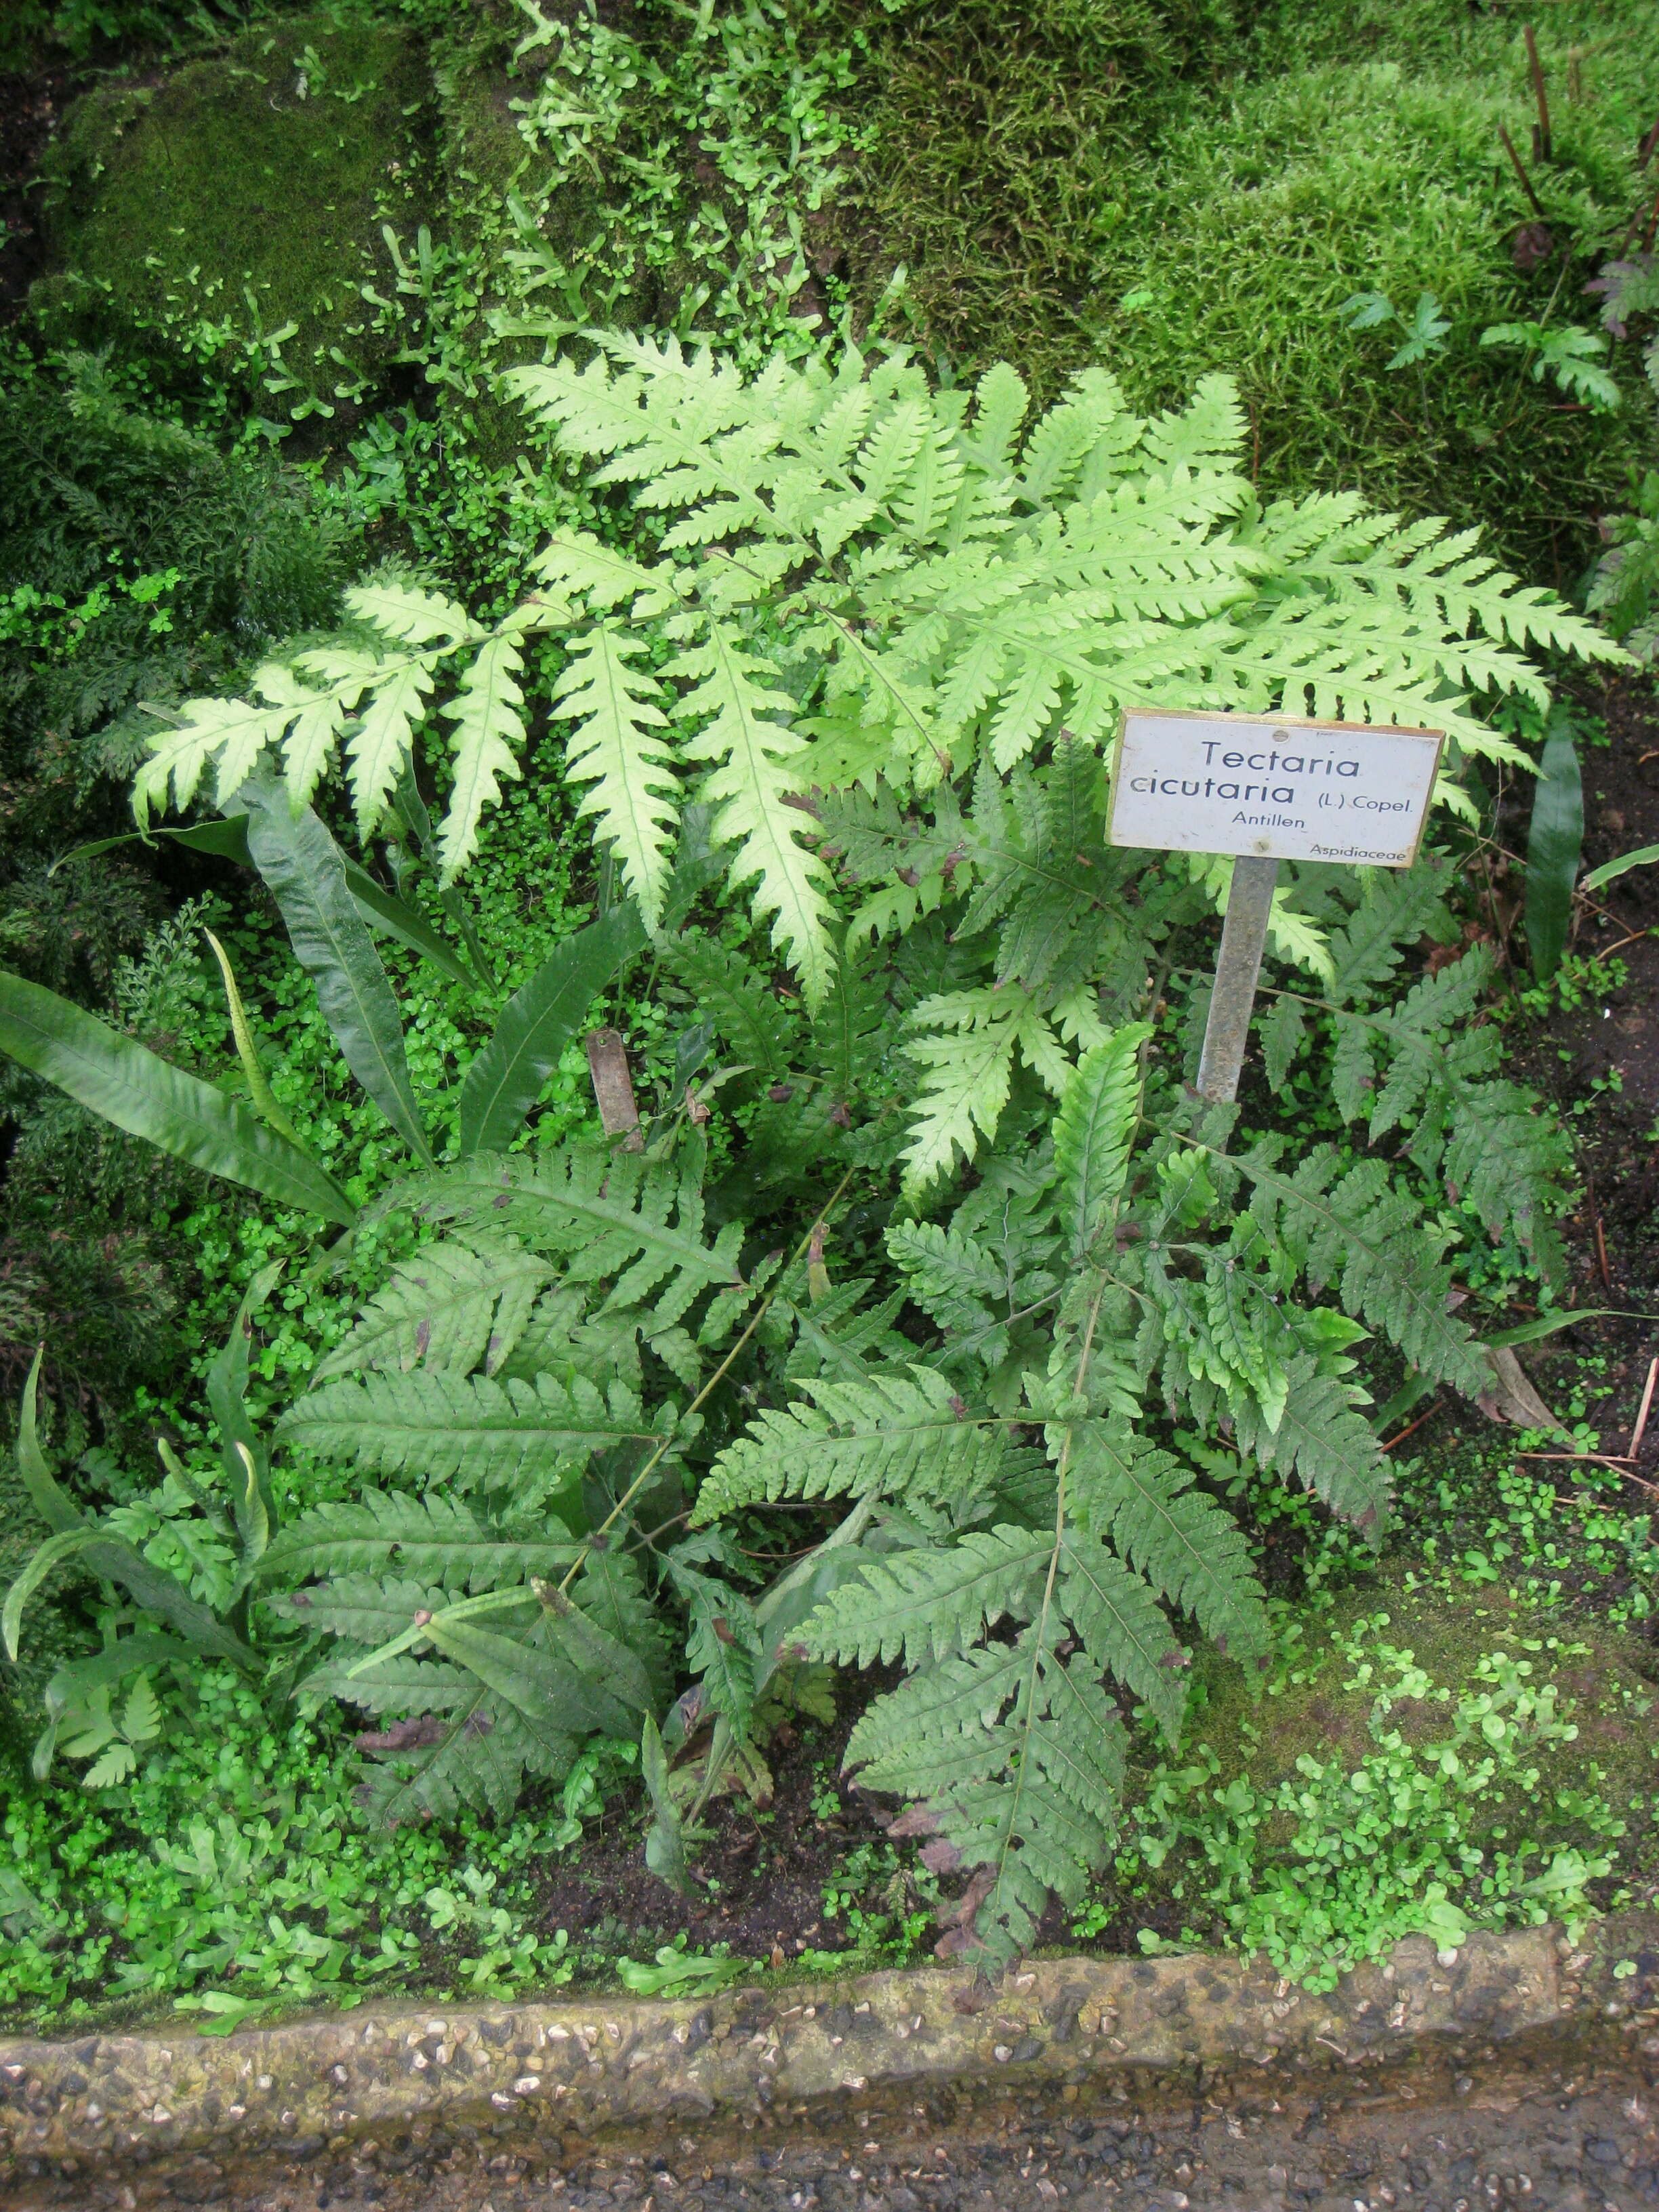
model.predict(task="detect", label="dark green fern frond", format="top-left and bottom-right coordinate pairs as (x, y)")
top-left (278, 1368), bottom-right (662, 1498)
top-left (691, 1366), bottom-right (1008, 1519)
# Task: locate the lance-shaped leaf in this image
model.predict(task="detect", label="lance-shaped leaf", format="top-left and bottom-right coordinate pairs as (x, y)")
top-left (5, 1354), bottom-right (256, 1666)
top-left (458, 902), bottom-right (647, 1157)
top-left (0, 969), bottom-right (355, 1225)
top-left (1525, 704), bottom-right (1584, 981)
top-left (423, 1614), bottom-right (639, 1739)
top-left (243, 783), bottom-right (433, 1166)
top-left (341, 860), bottom-right (481, 992)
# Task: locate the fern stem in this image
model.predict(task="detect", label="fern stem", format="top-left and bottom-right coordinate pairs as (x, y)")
top-left (554, 1162), bottom-right (862, 1595)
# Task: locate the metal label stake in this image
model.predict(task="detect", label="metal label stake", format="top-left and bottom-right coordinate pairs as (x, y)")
top-left (1195, 855), bottom-right (1278, 1104)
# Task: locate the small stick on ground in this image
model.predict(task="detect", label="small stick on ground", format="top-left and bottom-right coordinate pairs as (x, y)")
top-left (1380, 1404), bottom-right (1440, 1454)
top-left (1517, 1450), bottom-right (1633, 1465)
top-left (1595, 1212), bottom-right (1612, 1292)
top-left (1628, 1355), bottom-right (1659, 1458)
top-left (1498, 121), bottom-right (1549, 218)
top-left (1524, 24), bottom-right (1553, 163)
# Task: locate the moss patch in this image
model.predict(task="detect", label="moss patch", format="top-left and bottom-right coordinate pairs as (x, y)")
top-left (839, 0), bottom-right (1658, 574)
top-left (1096, 1571), bottom-right (1659, 1986)
top-left (1088, 56), bottom-right (1648, 579)
top-left (1191, 1572), bottom-right (1658, 1815)
top-left (31, 12), bottom-right (435, 419)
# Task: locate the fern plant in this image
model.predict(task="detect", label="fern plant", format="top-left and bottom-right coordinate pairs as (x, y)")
top-left (20, 332), bottom-right (1610, 1970)
top-left (684, 1012), bottom-right (1510, 1963)
top-left (129, 335), bottom-right (1621, 1006)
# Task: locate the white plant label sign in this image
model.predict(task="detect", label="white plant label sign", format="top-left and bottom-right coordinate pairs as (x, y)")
top-left (1107, 710), bottom-right (1445, 869)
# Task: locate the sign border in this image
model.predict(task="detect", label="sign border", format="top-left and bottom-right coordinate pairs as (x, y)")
top-left (1106, 708), bottom-right (1448, 872)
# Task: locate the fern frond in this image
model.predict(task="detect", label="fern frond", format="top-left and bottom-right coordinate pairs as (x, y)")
top-left (439, 624), bottom-right (529, 884)
top-left (552, 622), bottom-right (680, 926)
top-left (312, 1234), bottom-right (552, 1381)
top-left (1231, 1355), bottom-right (1392, 1531)
top-left (262, 1492), bottom-right (578, 1593)
top-left (346, 579), bottom-right (472, 647)
top-left (253, 663), bottom-right (346, 813)
top-left (352, 1692), bottom-right (572, 1827)
top-left (1233, 1143), bottom-right (1488, 1395)
top-left (670, 617), bottom-right (837, 1005)
top-left (692, 1366), bottom-right (1006, 1521)
top-left (391, 1145), bottom-right (745, 1329)
top-left (665, 937), bottom-right (794, 1077)
top-left (279, 1368), bottom-right (660, 1496)
top-left (1069, 1422), bottom-right (1268, 1656)
top-left (800, 1525), bottom-right (1052, 1668)
top-left (886, 1218), bottom-right (1005, 1341)
top-left (342, 655), bottom-right (436, 835)
top-left (1052, 1023), bottom-right (1149, 1263)
top-left (901, 986), bottom-right (1067, 1191)
top-left (1055, 1525), bottom-right (1187, 1738)
top-left (133, 695), bottom-right (290, 822)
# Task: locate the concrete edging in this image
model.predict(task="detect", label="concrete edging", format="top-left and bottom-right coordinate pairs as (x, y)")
top-left (3, 1912), bottom-right (1657, 2175)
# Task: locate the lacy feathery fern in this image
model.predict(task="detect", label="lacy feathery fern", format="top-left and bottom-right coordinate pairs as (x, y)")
top-left (133, 333), bottom-right (1624, 1006)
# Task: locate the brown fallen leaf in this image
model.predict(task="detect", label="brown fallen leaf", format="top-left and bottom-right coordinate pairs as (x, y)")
top-left (1476, 1345), bottom-right (1564, 1433)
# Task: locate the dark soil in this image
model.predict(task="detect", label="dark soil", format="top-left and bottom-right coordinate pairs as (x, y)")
top-left (534, 1698), bottom-right (905, 1973)
top-left (0, 64), bottom-right (72, 323)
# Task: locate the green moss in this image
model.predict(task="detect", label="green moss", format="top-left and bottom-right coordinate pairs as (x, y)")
top-left (840, 0), bottom-right (1658, 573)
top-left (1088, 56), bottom-right (1649, 576)
top-left (1189, 1572), bottom-right (1658, 1817)
top-left (31, 12), bottom-right (436, 421)
top-left (1102, 1570), bottom-right (1659, 1984)
top-left (836, 0), bottom-right (1242, 384)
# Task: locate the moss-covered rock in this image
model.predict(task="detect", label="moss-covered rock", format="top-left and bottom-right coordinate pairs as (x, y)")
top-left (32, 12), bottom-right (436, 420)
top-left (1087, 56), bottom-right (1648, 577)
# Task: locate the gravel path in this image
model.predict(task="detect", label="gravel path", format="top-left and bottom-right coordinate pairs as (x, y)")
top-left (14, 2037), bottom-right (1657, 2212)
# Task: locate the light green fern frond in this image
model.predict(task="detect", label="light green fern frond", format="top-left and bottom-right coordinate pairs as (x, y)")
top-left (552, 622), bottom-right (680, 926)
top-left (670, 616), bottom-right (837, 1004)
top-left (1052, 1023), bottom-right (1149, 1263)
top-left (440, 624), bottom-right (530, 884)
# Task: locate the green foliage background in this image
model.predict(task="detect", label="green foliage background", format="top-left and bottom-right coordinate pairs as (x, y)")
top-left (0, 0), bottom-right (1655, 2028)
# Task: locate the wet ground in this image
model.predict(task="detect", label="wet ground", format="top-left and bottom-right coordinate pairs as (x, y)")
top-left (10, 2032), bottom-right (1658, 2212)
